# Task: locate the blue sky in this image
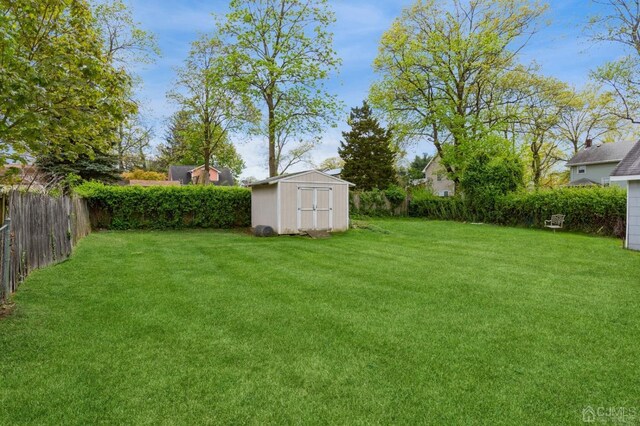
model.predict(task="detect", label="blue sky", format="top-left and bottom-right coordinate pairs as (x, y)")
top-left (129, 0), bottom-right (624, 179)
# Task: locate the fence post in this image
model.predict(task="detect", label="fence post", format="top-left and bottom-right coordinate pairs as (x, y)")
top-left (2, 217), bottom-right (11, 302)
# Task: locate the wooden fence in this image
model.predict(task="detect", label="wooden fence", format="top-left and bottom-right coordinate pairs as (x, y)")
top-left (350, 192), bottom-right (409, 216)
top-left (0, 191), bottom-right (91, 299)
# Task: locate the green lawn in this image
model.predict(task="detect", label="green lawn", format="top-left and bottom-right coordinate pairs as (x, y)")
top-left (1, 220), bottom-right (639, 425)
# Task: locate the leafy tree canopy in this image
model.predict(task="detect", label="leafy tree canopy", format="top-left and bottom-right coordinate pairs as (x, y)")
top-left (0, 0), bottom-right (135, 167)
top-left (220, 0), bottom-right (342, 177)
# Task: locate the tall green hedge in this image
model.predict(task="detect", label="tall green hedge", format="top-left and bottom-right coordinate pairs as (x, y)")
top-left (76, 182), bottom-right (251, 230)
top-left (409, 187), bottom-right (627, 237)
top-left (495, 187), bottom-right (627, 236)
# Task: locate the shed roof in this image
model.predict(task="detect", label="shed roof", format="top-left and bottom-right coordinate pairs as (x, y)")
top-left (249, 169), bottom-right (354, 187)
top-left (168, 166), bottom-right (193, 184)
top-left (566, 141), bottom-right (637, 166)
top-left (611, 141), bottom-right (640, 177)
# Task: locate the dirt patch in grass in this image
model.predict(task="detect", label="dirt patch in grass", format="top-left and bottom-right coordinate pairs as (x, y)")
top-left (0, 302), bottom-right (15, 319)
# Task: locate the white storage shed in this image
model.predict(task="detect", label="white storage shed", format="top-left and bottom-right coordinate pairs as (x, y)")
top-left (250, 170), bottom-right (354, 235)
top-left (611, 141), bottom-right (640, 251)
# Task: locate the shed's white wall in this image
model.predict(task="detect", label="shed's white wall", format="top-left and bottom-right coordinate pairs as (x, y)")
top-left (570, 163), bottom-right (625, 187)
top-left (251, 185), bottom-right (278, 231)
top-left (628, 180), bottom-right (640, 251)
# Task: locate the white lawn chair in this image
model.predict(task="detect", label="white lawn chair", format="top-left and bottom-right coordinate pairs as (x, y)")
top-left (545, 214), bottom-right (565, 232)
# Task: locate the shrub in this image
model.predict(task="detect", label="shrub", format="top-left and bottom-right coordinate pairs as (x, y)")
top-left (409, 186), bottom-right (627, 237)
top-left (384, 185), bottom-right (407, 208)
top-left (351, 186), bottom-right (408, 217)
top-left (350, 189), bottom-right (390, 217)
top-left (459, 149), bottom-right (524, 222)
top-left (122, 169), bottom-right (168, 181)
top-left (408, 192), bottom-right (468, 221)
top-left (76, 182), bottom-right (251, 230)
top-left (495, 187), bottom-right (626, 237)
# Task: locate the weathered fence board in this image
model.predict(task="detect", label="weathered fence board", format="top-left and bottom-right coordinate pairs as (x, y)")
top-left (2, 191), bottom-right (91, 296)
top-left (350, 192), bottom-right (408, 216)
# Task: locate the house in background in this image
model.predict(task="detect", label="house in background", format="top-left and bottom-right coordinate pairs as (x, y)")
top-left (0, 164), bottom-right (47, 189)
top-left (610, 141), bottom-right (640, 251)
top-left (323, 168), bottom-right (342, 178)
top-left (168, 165), bottom-right (236, 186)
top-left (422, 155), bottom-right (455, 197)
top-left (565, 140), bottom-right (637, 187)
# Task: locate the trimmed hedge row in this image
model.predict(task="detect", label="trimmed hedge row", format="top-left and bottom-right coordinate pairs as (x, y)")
top-left (409, 186), bottom-right (627, 237)
top-left (76, 182), bottom-right (251, 230)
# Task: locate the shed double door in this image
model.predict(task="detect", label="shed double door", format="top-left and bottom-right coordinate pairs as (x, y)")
top-left (297, 187), bottom-right (333, 231)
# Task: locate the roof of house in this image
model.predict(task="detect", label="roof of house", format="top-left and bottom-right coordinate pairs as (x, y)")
top-left (422, 155), bottom-right (438, 174)
top-left (216, 168), bottom-right (235, 186)
top-left (168, 165), bottom-right (235, 186)
top-left (323, 168), bottom-right (342, 176)
top-left (249, 169), bottom-right (354, 187)
top-left (168, 166), bottom-right (193, 184)
top-left (566, 141), bottom-right (637, 166)
top-left (611, 141), bottom-right (640, 177)
top-left (566, 177), bottom-right (600, 187)
top-left (189, 165), bottom-right (221, 173)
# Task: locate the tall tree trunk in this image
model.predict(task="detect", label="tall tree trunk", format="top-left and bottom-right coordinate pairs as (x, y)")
top-left (203, 119), bottom-right (211, 185)
top-left (267, 94), bottom-right (277, 177)
top-left (118, 123), bottom-right (125, 172)
top-left (531, 146), bottom-right (541, 188)
top-left (203, 147), bottom-right (211, 185)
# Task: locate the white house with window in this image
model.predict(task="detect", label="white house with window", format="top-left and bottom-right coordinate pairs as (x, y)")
top-left (422, 155), bottom-right (455, 197)
top-left (566, 140), bottom-right (637, 188)
top-left (610, 141), bottom-right (640, 251)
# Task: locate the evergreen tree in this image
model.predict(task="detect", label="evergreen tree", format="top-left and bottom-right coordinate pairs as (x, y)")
top-left (156, 110), bottom-right (197, 169)
top-left (408, 153), bottom-right (433, 180)
top-left (37, 150), bottom-right (120, 184)
top-left (339, 101), bottom-right (396, 190)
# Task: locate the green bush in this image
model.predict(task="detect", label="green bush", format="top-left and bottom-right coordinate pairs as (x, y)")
top-left (384, 185), bottom-right (407, 208)
top-left (350, 189), bottom-right (390, 217)
top-left (495, 187), bottom-right (627, 236)
top-left (409, 186), bottom-right (627, 237)
top-left (76, 182), bottom-right (251, 230)
top-left (408, 192), bottom-right (468, 221)
top-left (351, 186), bottom-right (408, 217)
top-left (459, 149), bottom-right (525, 222)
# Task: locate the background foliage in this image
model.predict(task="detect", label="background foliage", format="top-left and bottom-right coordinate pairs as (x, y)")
top-left (409, 187), bottom-right (627, 237)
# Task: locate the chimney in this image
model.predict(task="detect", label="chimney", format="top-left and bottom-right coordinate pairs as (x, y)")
top-left (585, 138), bottom-right (593, 148)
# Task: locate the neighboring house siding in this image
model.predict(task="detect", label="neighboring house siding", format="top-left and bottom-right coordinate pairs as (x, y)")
top-left (570, 163), bottom-right (625, 187)
top-left (424, 156), bottom-right (455, 196)
top-left (628, 181), bottom-right (640, 251)
top-left (191, 168), bottom-right (219, 184)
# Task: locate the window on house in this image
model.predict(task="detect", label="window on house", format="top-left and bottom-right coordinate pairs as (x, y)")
top-left (443, 190), bottom-right (449, 197)
top-left (437, 173), bottom-right (443, 181)
top-left (577, 166), bottom-right (586, 174)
